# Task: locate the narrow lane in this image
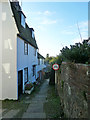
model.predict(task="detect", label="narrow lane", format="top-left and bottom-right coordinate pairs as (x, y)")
top-left (22, 79), bottom-right (49, 118)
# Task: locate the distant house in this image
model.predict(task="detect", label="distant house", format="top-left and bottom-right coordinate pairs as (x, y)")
top-left (37, 53), bottom-right (46, 81)
top-left (0, 1), bottom-right (46, 100)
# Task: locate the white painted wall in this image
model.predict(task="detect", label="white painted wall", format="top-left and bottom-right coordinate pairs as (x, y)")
top-left (17, 37), bottom-right (38, 92)
top-left (0, 2), bottom-right (2, 100)
top-left (0, 1), bottom-right (18, 100)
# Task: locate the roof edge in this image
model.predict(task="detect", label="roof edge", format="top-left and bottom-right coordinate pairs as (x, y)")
top-left (17, 34), bottom-right (38, 49)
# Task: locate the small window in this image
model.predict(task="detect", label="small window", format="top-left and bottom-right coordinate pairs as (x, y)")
top-left (21, 13), bottom-right (25, 28)
top-left (33, 65), bottom-right (36, 76)
top-left (42, 59), bottom-right (43, 64)
top-left (24, 68), bottom-right (28, 84)
top-left (24, 42), bottom-right (28, 55)
top-left (38, 59), bottom-right (40, 65)
top-left (44, 60), bottom-right (45, 64)
top-left (32, 31), bottom-right (35, 39)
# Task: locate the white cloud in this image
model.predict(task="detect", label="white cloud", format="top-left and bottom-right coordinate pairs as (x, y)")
top-left (44, 11), bottom-right (56, 15)
top-left (40, 19), bottom-right (57, 25)
top-left (26, 10), bottom-right (55, 16)
top-left (44, 11), bottom-right (51, 15)
top-left (78, 21), bottom-right (88, 29)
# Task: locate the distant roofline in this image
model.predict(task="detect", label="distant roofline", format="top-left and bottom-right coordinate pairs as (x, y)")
top-left (37, 52), bottom-right (45, 59)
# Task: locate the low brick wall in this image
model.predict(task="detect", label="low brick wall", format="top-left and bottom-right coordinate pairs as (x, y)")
top-left (55, 62), bottom-right (90, 118)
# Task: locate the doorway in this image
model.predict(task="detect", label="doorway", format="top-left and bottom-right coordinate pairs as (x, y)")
top-left (18, 70), bottom-right (23, 97)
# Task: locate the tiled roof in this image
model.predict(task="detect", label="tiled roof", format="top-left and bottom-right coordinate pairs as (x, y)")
top-left (10, 2), bottom-right (38, 49)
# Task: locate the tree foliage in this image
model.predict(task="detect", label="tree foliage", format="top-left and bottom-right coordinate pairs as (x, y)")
top-left (60, 39), bottom-right (90, 64)
top-left (45, 39), bottom-right (90, 66)
top-left (45, 55), bottom-right (63, 66)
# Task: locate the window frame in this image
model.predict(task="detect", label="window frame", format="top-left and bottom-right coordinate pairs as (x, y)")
top-left (24, 42), bottom-right (28, 55)
top-left (42, 59), bottom-right (43, 64)
top-left (24, 67), bottom-right (28, 84)
top-left (32, 65), bottom-right (36, 77)
top-left (32, 30), bottom-right (35, 39)
top-left (21, 13), bottom-right (25, 28)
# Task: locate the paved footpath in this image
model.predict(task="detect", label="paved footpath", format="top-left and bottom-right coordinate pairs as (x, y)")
top-left (22, 79), bottom-right (49, 118)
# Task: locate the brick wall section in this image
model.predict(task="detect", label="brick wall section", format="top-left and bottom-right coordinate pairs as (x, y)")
top-left (55, 62), bottom-right (90, 118)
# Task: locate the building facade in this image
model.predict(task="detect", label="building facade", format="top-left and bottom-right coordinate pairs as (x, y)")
top-left (0, 0), bottom-right (46, 100)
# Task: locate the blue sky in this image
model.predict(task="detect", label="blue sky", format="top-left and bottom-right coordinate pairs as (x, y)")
top-left (21, 2), bottom-right (88, 57)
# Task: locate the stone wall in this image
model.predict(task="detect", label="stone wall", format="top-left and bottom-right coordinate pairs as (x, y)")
top-left (55, 62), bottom-right (90, 118)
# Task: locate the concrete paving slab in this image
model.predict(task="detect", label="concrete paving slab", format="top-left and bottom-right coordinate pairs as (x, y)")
top-left (22, 112), bottom-right (46, 118)
top-left (30, 101), bottom-right (45, 104)
top-left (32, 98), bottom-right (46, 101)
top-left (27, 103), bottom-right (43, 109)
top-left (26, 107), bottom-right (43, 113)
top-left (26, 105), bottom-right (44, 113)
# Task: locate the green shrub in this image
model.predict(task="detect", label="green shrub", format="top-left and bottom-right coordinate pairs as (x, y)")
top-left (60, 39), bottom-right (90, 64)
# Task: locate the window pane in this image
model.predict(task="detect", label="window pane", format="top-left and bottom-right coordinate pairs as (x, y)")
top-left (32, 31), bottom-right (35, 39)
top-left (21, 14), bottom-right (25, 28)
top-left (24, 42), bottom-right (28, 55)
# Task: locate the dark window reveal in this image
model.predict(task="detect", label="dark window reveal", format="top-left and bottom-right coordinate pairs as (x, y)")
top-left (33, 65), bottom-right (36, 77)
